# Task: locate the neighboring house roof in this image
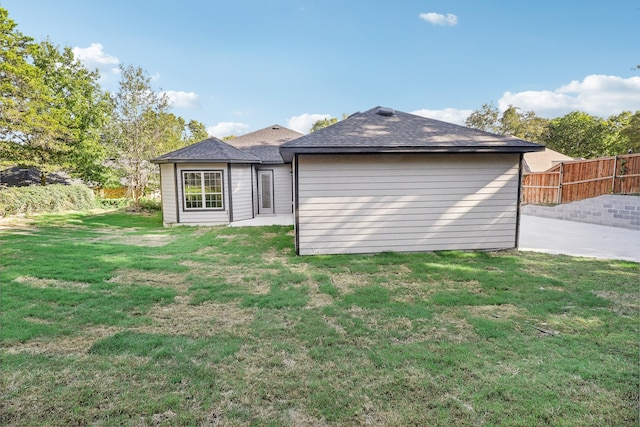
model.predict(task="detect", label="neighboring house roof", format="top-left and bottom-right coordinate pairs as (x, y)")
top-left (0, 167), bottom-right (82, 187)
top-left (280, 106), bottom-right (544, 162)
top-left (226, 125), bottom-right (303, 164)
top-left (523, 148), bottom-right (574, 173)
top-left (151, 137), bottom-right (261, 164)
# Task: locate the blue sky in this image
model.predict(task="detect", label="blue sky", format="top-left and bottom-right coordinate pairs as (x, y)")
top-left (3, 0), bottom-right (640, 136)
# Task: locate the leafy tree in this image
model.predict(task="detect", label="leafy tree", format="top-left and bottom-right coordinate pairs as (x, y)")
top-left (607, 111), bottom-right (640, 154)
top-left (0, 9), bottom-right (111, 185)
top-left (542, 111), bottom-right (638, 158)
top-left (465, 103), bottom-right (548, 142)
top-left (309, 114), bottom-right (349, 133)
top-left (620, 111), bottom-right (640, 153)
top-left (464, 102), bottom-right (500, 133)
top-left (543, 112), bottom-right (607, 158)
top-left (186, 120), bottom-right (208, 144)
top-left (0, 8), bottom-right (65, 182)
top-left (31, 40), bottom-right (112, 184)
top-left (310, 117), bottom-right (338, 133)
top-left (466, 100), bottom-right (639, 157)
top-left (107, 65), bottom-right (171, 205)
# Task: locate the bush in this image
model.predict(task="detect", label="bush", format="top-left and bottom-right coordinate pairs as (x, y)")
top-left (138, 197), bottom-right (162, 211)
top-left (95, 198), bottom-right (131, 209)
top-left (0, 184), bottom-right (96, 217)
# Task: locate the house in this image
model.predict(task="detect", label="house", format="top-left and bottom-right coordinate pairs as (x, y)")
top-left (279, 107), bottom-right (544, 255)
top-left (152, 106), bottom-right (543, 255)
top-left (150, 125), bottom-right (302, 226)
top-left (523, 147), bottom-right (574, 173)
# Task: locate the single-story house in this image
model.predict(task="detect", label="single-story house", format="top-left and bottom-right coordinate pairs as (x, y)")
top-left (279, 107), bottom-right (544, 255)
top-left (151, 125), bottom-right (302, 226)
top-left (153, 106), bottom-right (543, 255)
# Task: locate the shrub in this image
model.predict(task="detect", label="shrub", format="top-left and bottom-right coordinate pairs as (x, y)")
top-left (0, 184), bottom-right (96, 217)
top-left (137, 197), bottom-right (162, 211)
top-left (95, 198), bottom-right (131, 209)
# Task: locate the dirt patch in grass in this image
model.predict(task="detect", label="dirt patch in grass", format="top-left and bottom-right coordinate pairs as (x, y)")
top-left (5, 326), bottom-right (122, 356)
top-left (431, 309), bottom-right (478, 343)
top-left (89, 232), bottom-right (176, 247)
top-left (593, 290), bottom-right (639, 317)
top-left (139, 296), bottom-right (256, 337)
top-left (305, 282), bottom-right (334, 309)
top-left (464, 304), bottom-right (526, 319)
top-left (107, 269), bottom-right (187, 289)
top-left (14, 276), bottom-right (90, 289)
top-left (330, 272), bottom-right (374, 293)
top-left (0, 216), bottom-right (37, 235)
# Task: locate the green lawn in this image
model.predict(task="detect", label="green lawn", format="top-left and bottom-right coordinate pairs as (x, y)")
top-left (1, 210), bottom-right (638, 426)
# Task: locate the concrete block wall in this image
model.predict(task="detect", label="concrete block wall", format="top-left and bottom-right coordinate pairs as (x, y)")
top-left (521, 195), bottom-right (640, 230)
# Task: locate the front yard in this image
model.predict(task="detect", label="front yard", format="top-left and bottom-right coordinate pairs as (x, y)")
top-left (1, 210), bottom-right (638, 425)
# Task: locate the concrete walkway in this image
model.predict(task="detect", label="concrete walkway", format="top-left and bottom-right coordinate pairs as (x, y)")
top-left (519, 215), bottom-right (640, 262)
top-left (229, 214), bottom-right (293, 227)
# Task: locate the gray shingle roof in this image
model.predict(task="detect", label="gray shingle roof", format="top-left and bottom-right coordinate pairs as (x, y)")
top-left (151, 137), bottom-right (261, 164)
top-left (280, 106), bottom-right (544, 162)
top-left (227, 125), bottom-right (303, 164)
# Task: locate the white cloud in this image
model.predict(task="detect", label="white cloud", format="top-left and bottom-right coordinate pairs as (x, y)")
top-left (287, 113), bottom-right (332, 134)
top-left (499, 75), bottom-right (640, 118)
top-left (411, 108), bottom-right (473, 125)
top-left (419, 12), bottom-right (458, 27)
top-left (207, 122), bottom-right (250, 138)
top-left (72, 43), bottom-right (120, 80)
top-left (161, 90), bottom-right (200, 109)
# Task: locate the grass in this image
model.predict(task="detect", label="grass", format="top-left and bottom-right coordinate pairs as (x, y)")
top-left (1, 210), bottom-right (638, 426)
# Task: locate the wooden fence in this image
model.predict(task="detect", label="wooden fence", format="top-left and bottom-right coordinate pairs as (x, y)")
top-left (522, 153), bottom-right (640, 205)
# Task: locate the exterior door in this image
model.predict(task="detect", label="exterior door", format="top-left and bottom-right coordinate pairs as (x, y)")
top-left (258, 170), bottom-right (274, 214)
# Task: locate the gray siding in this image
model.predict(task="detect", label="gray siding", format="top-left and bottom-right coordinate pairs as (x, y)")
top-left (159, 163), bottom-right (177, 225)
top-left (273, 164), bottom-right (293, 214)
top-left (296, 153), bottom-right (521, 255)
top-left (176, 163), bottom-right (229, 225)
top-left (231, 164), bottom-right (253, 221)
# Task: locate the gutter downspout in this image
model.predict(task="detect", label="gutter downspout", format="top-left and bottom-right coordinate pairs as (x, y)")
top-left (293, 154), bottom-right (300, 255)
top-left (174, 164), bottom-right (180, 224)
top-left (515, 153), bottom-right (524, 249)
top-left (227, 164), bottom-right (234, 223)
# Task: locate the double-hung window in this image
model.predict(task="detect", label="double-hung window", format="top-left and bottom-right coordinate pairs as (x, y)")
top-left (182, 170), bottom-right (223, 210)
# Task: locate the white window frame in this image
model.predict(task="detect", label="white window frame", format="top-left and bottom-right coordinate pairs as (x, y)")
top-left (181, 170), bottom-right (224, 211)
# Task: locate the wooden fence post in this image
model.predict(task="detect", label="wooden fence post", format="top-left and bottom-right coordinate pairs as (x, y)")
top-left (611, 155), bottom-right (618, 194)
top-left (557, 163), bottom-right (564, 204)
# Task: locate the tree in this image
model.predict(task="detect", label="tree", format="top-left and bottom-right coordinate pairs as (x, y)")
top-left (309, 114), bottom-right (349, 133)
top-left (31, 40), bottom-right (112, 184)
top-left (0, 8), bottom-right (65, 181)
top-left (107, 65), bottom-right (171, 205)
top-left (465, 103), bottom-right (548, 142)
top-left (464, 103), bottom-right (500, 133)
top-left (186, 120), bottom-right (208, 144)
top-left (620, 111), bottom-right (640, 153)
top-left (542, 112), bottom-right (607, 158)
top-left (310, 117), bottom-right (338, 133)
top-left (0, 9), bottom-right (111, 185)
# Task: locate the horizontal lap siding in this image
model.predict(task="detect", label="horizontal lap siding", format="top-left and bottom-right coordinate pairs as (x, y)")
top-left (231, 164), bottom-right (253, 221)
top-left (159, 163), bottom-right (177, 225)
top-left (296, 154), bottom-right (520, 255)
top-left (274, 164), bottom-right (293, 214)
top-left (176, 163), bottom-right (229, 225)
